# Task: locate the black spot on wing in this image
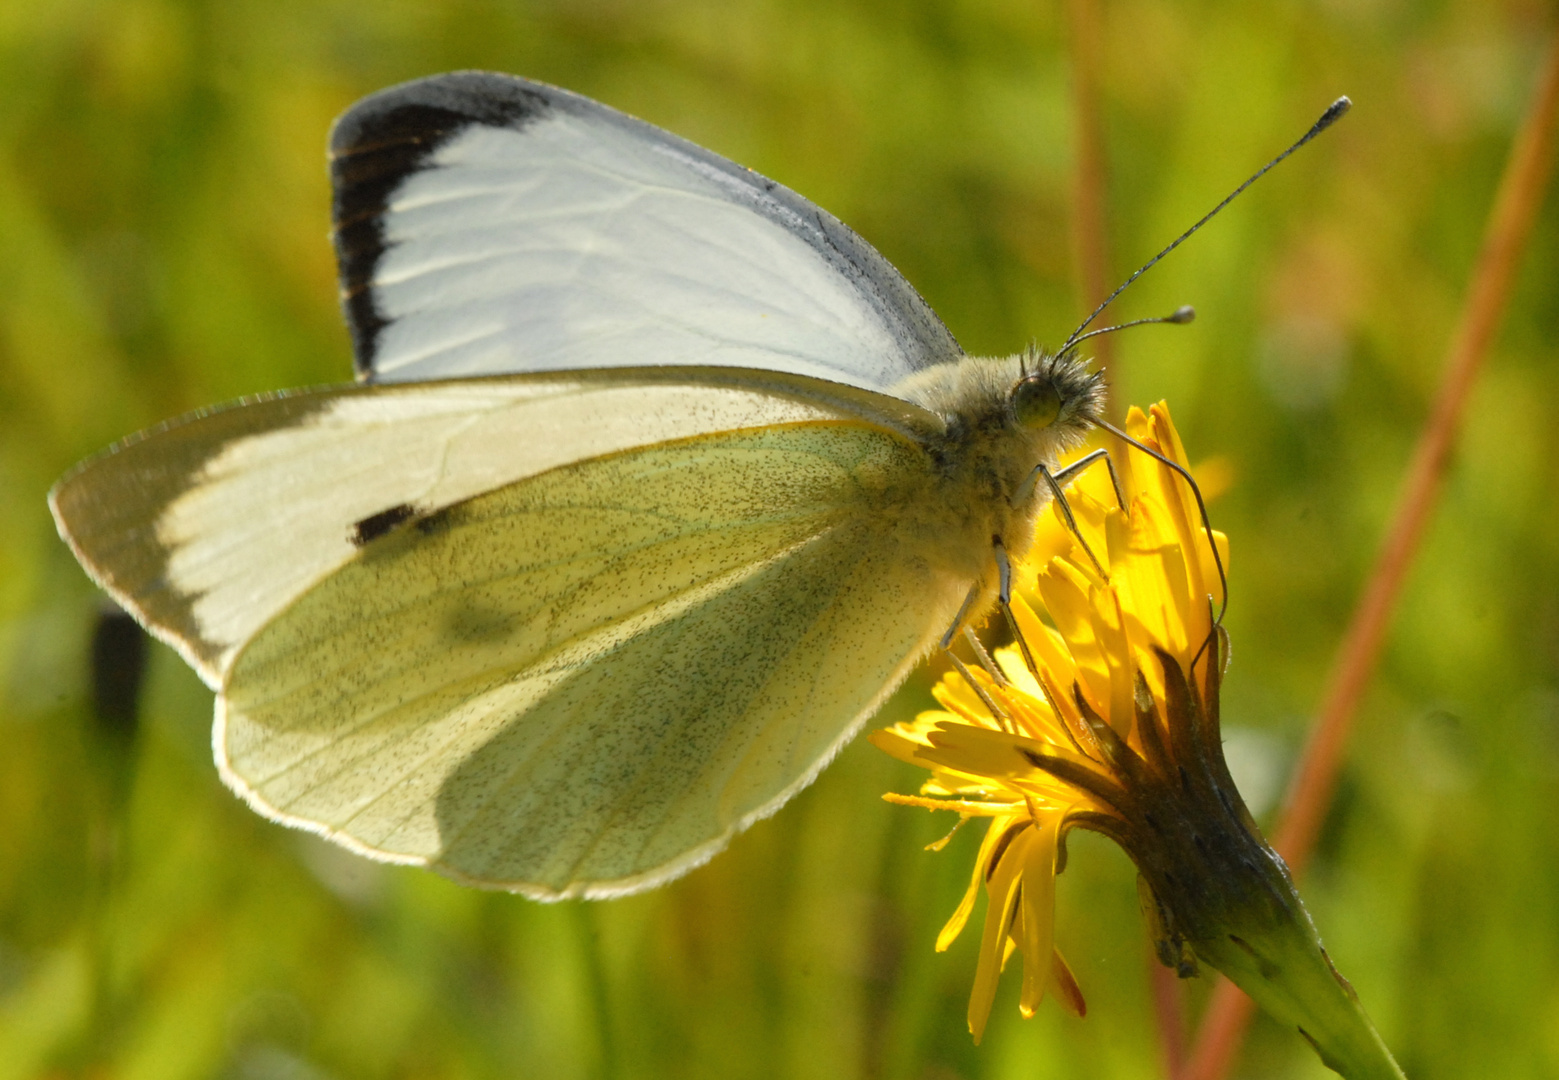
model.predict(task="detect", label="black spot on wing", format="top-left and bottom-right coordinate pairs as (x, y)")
top-left (415, 504), bottom-right (460, 536)
top-left (328, 72), bottom-right (552, 379)
top-left (352, 503), bottom-right (419, 546)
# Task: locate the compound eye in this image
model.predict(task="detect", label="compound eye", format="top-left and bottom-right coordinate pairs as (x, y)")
top-left (1012, 377), bottom-right (1062, 429)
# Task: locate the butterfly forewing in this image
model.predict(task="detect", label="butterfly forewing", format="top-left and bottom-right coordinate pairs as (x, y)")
top-left (331, 72), bottom-right (962, 392)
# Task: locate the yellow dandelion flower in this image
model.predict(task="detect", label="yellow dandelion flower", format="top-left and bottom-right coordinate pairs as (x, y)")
top-left (873, 403), bottom-right (1404, 1079)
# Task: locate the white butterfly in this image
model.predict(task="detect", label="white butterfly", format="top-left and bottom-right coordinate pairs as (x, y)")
top-left (49, 72), bottom-right (1106, 898)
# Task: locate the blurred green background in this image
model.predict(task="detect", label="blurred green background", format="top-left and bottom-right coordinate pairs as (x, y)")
top-left (2, 1), bottom-right (1557, 1077)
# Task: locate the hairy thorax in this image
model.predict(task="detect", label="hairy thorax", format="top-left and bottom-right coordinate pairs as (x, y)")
top-left (879, 351), bottom-right (1102, 615)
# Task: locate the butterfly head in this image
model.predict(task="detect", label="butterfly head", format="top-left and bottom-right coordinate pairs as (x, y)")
top-left (1009, 346), bottom-right (1106, 438)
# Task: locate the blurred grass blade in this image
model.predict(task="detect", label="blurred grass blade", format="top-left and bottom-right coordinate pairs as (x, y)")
top-left (1062, 0), bottom-right (1188, 1068)
top-left (1066, 0), bottom-right (1120, 420)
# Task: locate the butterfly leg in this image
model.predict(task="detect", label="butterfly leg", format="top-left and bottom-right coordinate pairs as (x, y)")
top-left (987, 538), bottom-right (1096, 751)
top-left (944, 648), bottom-right (1014, 731)
top-left (933, 580), bottom-right (1017, 729)
top-left (1050, 448), bottom-right (1127, 511)
top-left (962, 625), bottom-right (1007, 686)
top-left (1016, 447), bottom-right (1125, 577)
top-left (991, 539), bottom-right (1041, 680)
top-left (1015, 448), bottom-right (1124, 511)
top-left (938, 581), bottom-right (984, 649)
top-left (1032, 465), bottom-right (1106, 576)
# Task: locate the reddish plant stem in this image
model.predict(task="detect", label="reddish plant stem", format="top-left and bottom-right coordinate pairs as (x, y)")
top-left (1278, 35), bottom-right (1559, 879)
top-left (1180, 982), bottom-right (1254, 1080)
top-left (1149, 956), bottom-right (1189, 1079)
top-left (1183, 32), bottom-right (1559, 1080)
top-left (1064, 0), bottom-right (1186, 1073)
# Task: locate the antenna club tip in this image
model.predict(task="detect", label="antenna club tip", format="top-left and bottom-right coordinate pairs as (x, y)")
top-left (1168, 305), bottom-right (1196, 324)
top-left (1319, 96), bottom-right (1353, 128)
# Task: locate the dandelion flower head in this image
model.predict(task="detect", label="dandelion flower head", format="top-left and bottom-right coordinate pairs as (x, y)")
top-left (871, 402), bottom-right (1230, 1041)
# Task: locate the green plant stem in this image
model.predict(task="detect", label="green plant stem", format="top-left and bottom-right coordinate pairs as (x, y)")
top-left (1190, 895), bottom-right (1403, 1080)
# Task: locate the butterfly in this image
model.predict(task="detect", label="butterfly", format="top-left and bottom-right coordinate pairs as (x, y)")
top-left (50, 71), bottom-right (1126, 899)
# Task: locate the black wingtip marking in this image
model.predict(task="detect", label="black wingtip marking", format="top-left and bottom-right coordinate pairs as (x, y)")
top-left (352, 503), bottom-right (419, 546)
top-left (328, 73), bottom-right (553, 379)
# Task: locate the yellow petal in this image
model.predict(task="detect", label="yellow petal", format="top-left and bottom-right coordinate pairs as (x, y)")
top-left (882, 793), bottom-right (1022, 816)
top-left (867, 726), bottom-right (935, 766)
top-left (968, 823), bottom-right (1032, 1042)
top-left (922, 724), bottom-right (1065, 786)
top-left (1144, 403), bottom-right (1216, 624)
top-left (1027, 507), bottom-right (1077, 568)
top-left (1060, 478), bottom-right (1113, 565)
top-left (922, 723), bottom-right (1037, 780)
top-left (994, 641), bottom-right (1043, 699)
top-left (938, 812), bottom-right (1024, 951)
top-left (1195, 527), bottom-right (1230, 624)
top-left (922, 725), bottom-right (1107, 815)
top-left (1016, 809), bottom-right (1063, 1017)
top-left (1002, 687), bottom-right (1070, 748)
top-left (1007, 596), bottom-right (1103, 756)
top-left (1087, 580), bottom-right (1136, 741)
top-left (884, 708), bottom-right (955, 743)
top-left (1124, 404), bottom-right (1155, 461)
top-left (1009, 595), bottom-right (1079, 696)
top-left (1035, 561), bottom-right (1112, 714)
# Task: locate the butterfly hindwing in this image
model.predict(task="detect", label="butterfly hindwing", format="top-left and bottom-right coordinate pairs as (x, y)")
top-left (330, 71), bottom-right (963, 392)
top-left (218, 422), bottom-right (964, 896)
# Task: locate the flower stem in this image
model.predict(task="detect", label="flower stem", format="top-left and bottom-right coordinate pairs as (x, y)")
top-left (1190, 896), bottom-right (1404, 1080)
top-left (1130, 755), bottom-right (1406, 1080)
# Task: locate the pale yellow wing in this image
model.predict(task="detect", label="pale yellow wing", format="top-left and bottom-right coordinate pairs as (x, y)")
top-left (218, 422), bottom-right (967, 897)
top-left (48, 367), bottom-right (936, 686)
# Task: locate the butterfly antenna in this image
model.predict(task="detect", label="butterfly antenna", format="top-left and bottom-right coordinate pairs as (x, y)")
top-left (1066, 304), bottom-right (1196, 351)
top-left (1058, 96), bottom-right (1351, 355)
